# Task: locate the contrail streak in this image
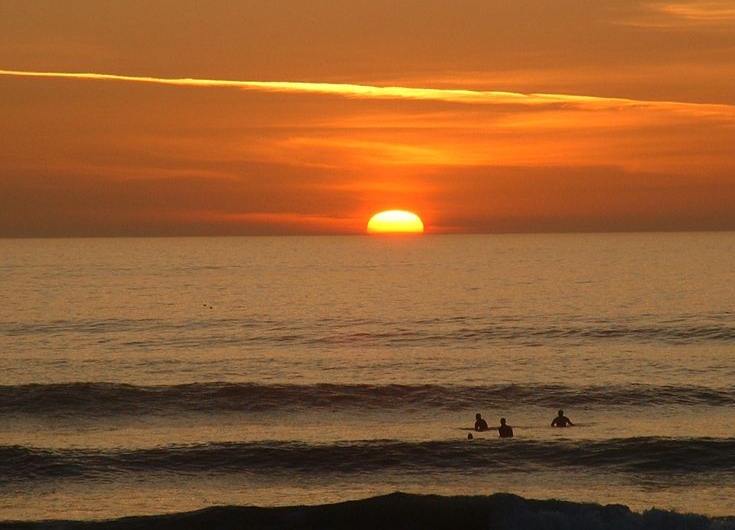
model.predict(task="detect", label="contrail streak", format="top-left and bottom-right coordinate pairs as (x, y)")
top-left (1, 68), bottom-right (732, 117)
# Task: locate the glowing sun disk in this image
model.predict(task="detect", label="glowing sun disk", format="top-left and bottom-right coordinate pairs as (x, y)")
top-left (367, 210), bottom-right (424, 234)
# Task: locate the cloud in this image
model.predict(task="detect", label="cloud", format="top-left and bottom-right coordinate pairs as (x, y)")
top-left (619, 1), bottom-right (735, 27)
top-left (654, 1), bottom-right (735, 21)
top-left (1, 68), bottom-right (733, 119)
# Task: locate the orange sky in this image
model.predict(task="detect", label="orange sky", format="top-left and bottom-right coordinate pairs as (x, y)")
top-left (1, 0), bottom-right (734, 236)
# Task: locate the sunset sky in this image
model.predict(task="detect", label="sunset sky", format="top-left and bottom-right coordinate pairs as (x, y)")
top-left (1, 0), bottom-right (734, 236)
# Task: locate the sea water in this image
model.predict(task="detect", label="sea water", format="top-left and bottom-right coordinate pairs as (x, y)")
top-left (1, 233), bottom-right (734, 525)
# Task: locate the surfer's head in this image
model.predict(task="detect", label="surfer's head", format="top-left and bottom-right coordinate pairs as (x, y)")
top-left (558, 410), bottom-right (564, 416)
top-left (476, 413), bottom-right (482, 420)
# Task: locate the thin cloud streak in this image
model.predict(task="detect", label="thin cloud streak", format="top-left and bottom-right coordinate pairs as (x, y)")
top-left (620, 2), bottom-right (735, 28)
top-left (656, 1), bottom-right (735, 21)
top-left (1, 68), bottom-right (733, 118)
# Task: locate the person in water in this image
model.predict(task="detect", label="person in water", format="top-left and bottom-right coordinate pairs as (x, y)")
top-left (498, 417), bottom-right (514, 438)
top-left (474, 413), bottom-right (489, 432)
top-left (551, 409), bottom-right (574, 427)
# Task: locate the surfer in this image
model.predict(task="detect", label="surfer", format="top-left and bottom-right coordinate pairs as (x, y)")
top-left (551, 409), bottom-right (574, 427)
top-left (474, 413), bottom-right (489, 432)
top-left (498, 417), bottom-right (514, 438)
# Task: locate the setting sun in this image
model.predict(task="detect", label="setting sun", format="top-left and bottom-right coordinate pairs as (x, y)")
top-left (367, 210), bottom-right (425, 234)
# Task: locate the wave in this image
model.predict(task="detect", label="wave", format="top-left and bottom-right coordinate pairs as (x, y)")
top-left (1, 492), bottom-right (734, 529)
top-left (3, 316), bottom-right (734, 347)
top-left (2, 382), bottom-right (734, 417)
top-left (5, 437), bottom-right (735, 482)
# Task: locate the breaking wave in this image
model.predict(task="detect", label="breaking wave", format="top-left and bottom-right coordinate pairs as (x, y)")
top-left (1, 492), bottom-right (733, 529)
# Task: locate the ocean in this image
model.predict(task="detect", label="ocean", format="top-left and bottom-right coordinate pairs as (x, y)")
top-left (1, 233), bottom-right (734, 528)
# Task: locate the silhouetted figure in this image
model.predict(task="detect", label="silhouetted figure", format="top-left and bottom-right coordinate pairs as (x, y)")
top-left (474, 413), bottom-right (489, 432)
top-left (551, 409), bottom-right (574, 427)
top-left (498, 417), bottom-right (514, 438)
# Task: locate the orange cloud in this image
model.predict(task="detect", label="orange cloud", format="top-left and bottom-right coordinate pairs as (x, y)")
top-left (618, 1), bottom-right (735, 27)
top-left (656, 2), bottom-right (735, 22)
top-left (2, 69), bottom-right (734, 118)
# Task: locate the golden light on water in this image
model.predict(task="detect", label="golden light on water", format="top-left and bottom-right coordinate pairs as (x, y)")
top-left (367, 210), bottom-right (424, 234)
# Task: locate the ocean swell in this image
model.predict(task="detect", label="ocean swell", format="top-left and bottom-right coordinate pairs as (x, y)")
top-left (1, 382), bottom-right (733, 417)
top-left (3, 316), bottom-right (733, 348)
top-left (4, 437), bottom-right (735, 482)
